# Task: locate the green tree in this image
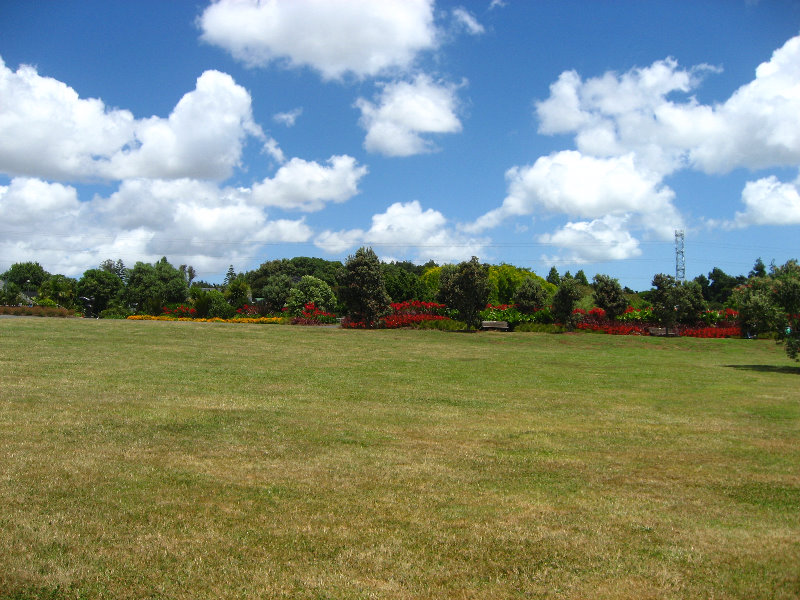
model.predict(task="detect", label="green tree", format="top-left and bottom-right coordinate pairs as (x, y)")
top-left (749, 257), bottom-right (767, 279)
top-left (38, 274), bottom-right (78, 309)
top-left (381, 262), bottom-right (425, 303)
top-left (419, 265), bottom-right (445, 301)
top-left (592, 274), bottom-right (628, 321)
top-left (286, 275), bottom-right (337, 315)
top-left (77, 269), bottom-right (125, 315)
top-left (0, 281), bottom-right (22, 305)
top-left (338, 247), bottom-right (391, 325)
top-left (731, 282), bottom-right (781, 338)
top-left (513, 276), bottom-right (547, 314)
top-left (650, 274), bottom-right (706, 332)
top-left (125, 258), bottom-right (189, 314)
top-left (223, 265), bottom-right (237, 287)
top-left (704, 267), bottom-right (745, 306)
top-left (179, 264), bottom-right (196, 288)
top-left (437, 257), bottom-right (489, 330)
top-left (259, 274), bottom-right (293, 313)
top-left (771, 260), bottom-right (800, 359)
top-left (100, 259), bottom-right (128, 283)
top-left (225, 276), bottom-right (251, 309)
top-left (546, 266), bottom-right (560, 286)
top-left (552, 277), bottom-right (582, 330)
top-left (574, 270), bottom-right (589, 286)
top-left (1, 262), bottom-right (49, 291)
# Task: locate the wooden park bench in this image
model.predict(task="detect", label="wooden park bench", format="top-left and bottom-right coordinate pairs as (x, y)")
top-left (648, 327), bottom-right (678, 337)
top-left (481, 320), bottom-right (509, 331)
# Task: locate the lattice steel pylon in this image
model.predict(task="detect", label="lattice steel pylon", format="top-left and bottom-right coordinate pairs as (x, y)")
top-left (675, 229), bottom-right (686, 282)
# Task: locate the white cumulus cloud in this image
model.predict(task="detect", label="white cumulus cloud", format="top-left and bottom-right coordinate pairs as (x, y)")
top-left (467, 150), bottom-right (681, 240)
top-left (315, 200), bottom-right (488, 263)
top-left (251, 155), bottom-right (367, 212)
top-left (356, 74), bottom-right (463, 156)
top-left (732, 172), bottom-right (800, 227)
top-left (198, 0), bottom-right (438, 80)
top-left (539, 215), bottom-right (643, 263)
top-left (0, 60), bottom-right (262, 182)
top-left (470, 33), bottom-right (800, 263)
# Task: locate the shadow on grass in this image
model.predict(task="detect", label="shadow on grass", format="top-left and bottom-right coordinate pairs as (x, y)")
top-left (725, 364), bottom-right (800, 375)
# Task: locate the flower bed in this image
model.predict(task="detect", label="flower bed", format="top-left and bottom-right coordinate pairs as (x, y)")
top-left (290, 302), bottom-right (337, 325)
top-left (0, 305), bottom-right (75, 318)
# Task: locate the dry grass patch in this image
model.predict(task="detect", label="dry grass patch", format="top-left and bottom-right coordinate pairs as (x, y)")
top-left (0, 319), bottom-right (798, 599)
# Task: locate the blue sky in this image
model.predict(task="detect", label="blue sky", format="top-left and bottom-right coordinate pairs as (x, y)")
top-left (1, 0), bottom-right (799, 289)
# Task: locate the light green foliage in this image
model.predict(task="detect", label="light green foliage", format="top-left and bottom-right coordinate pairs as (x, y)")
top-left (487, 264), bottom-right (527, 305)
top-left (419, 265), bottom-right (443, 300)
top-left (552, 277), bottom-right (582, 330)
top-left (286, 275), bottom-right (337, 315)
top-left (338, 247), bottom-right (391, 325)
top-left (437, 257), bottom-right (490, 330)
top-left (77, 268), bottom-right (125, 314)
top-left (592, 274), bottom-right (629, 321)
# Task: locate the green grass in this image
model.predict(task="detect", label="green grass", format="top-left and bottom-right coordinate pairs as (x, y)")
top-left (1, 318), bottom-right (798, 599)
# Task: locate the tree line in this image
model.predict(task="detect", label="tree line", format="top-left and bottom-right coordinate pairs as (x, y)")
top-left (1, 251), bottom-right (798, 359)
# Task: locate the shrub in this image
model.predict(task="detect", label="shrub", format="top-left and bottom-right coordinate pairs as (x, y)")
top-left (437, 257), bottom-right (490, 330)
top-left (513, 277), bottom-right (548, 314)
top-left (552, 278), bottom-right (582, 330)
top-left (290, 302), bottom-right (338, 325)
top-left (286, 276), bottom-right (337, 316)
top-left (338, 247), bottom-right (391, 326)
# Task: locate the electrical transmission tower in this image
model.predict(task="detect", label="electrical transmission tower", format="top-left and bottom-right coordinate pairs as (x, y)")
top-left (675, 229), bottom-right (685, 282)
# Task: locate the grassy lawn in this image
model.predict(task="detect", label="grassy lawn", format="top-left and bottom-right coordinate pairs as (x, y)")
top-left (1, 318), bottom-right (798, 599)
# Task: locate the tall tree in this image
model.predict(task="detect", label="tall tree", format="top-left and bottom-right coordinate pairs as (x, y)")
top-left (513, 277), bottom-right (547, 314)
top-left (100, 259), bottom-right (128, 283)
top-left (650, 274), bottom-right (706, 332)
top-left (437, 257), bottom-right (490, 330)
top-left (592, 274), bottom-right (628, 321)
top-left (77, 269), bottom-right (124, 315)
top-left (338, 247), bottom-right (391, 326)
top-left (546, 266), bottom-right (561, 286)
top-left (749, 257), bottom-right (767, 279)
top-left (125, 258), bottom-right (188, 314)
top-left (1, 262), bottom-right (49, 290)
top-left (552, 277), bottom-right (582, 330)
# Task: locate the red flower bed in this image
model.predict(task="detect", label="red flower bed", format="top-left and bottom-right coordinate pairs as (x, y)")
top-left (391, 300), bottom-right (448, 315)
top-left (576, 322), bottom-right (646, 335)
top-left (291, 302), bottom-right (337, 325)
top-left (679, 326), bottom-right (741, 338)
top-left (162, 305), bottom-right (197, 318)
top-left (383, 313), bottom-right (450, 328)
